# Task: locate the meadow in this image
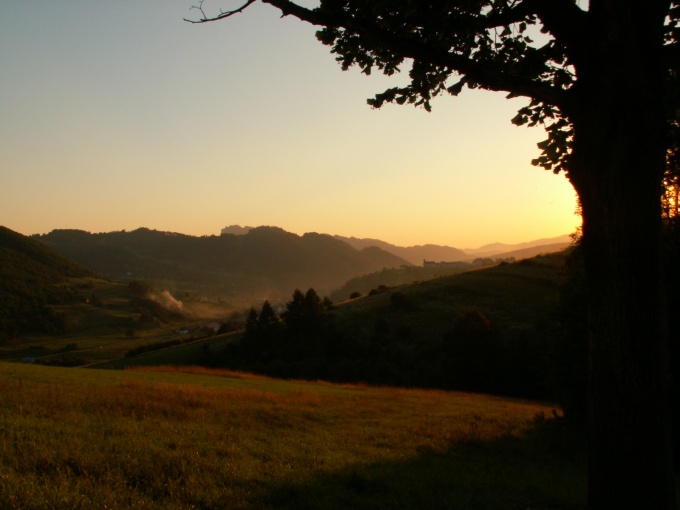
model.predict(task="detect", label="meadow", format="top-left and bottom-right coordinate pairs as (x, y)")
top-left (0, 362), bottom-right (586, 509)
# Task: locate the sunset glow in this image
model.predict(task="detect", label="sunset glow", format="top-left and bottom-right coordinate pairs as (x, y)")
top-left (0, 1), bottom-right (580, 248)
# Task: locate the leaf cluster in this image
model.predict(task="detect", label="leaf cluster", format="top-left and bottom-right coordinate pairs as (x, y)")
top-left (306, 0), bottom-right (580, 174)
top-left (314, 1), bottom-right (572, 112)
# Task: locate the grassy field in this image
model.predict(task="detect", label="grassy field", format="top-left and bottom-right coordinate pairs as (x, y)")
top-left (0, 362), bottom-right (586, 509)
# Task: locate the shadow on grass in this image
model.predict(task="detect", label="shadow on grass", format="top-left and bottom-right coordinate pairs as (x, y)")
top-left (252, 420), bottom-right (587, 510)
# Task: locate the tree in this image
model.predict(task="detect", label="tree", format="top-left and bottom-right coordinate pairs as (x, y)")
top-left (244, 306), bottom-right (259, 338)
top-left (187, 2), bottom-right (679, 507)
top-left (257, 299), bottom-right (281, 334)
top-left (282, 288), bottom-right (306, 332)
top-left (282, 288), bottom-right (326, 334)
top-left (245, 301), bottom-right (281, 339)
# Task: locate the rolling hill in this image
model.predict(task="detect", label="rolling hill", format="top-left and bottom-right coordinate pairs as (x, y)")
top-left (335, 235), bottom-right (468, 265)
top-left (0, 362), bottom-right (585, 509)
top-left (0, 226), bottom-right (93, 339)
top-left (33, 227), bottom-right (410, 305)
top-left (119, 251), bottom-right (573, 401)
top-left (461, 234), bottom-right (572, 259)
top-left (0, 226), bottom-right (237, 360)
top-left (335, 233), bottom-right (571, 265)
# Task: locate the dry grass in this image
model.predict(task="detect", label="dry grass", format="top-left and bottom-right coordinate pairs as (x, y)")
top-left (0, 362), bottom-right (586, 509)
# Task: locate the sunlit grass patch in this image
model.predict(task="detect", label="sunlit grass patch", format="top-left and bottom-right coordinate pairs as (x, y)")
top-left (0, 362), bottom-right (586, 509)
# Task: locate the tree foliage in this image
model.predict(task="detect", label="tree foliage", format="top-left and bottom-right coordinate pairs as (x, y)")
top-left (188, 0), bottom-right (678, 175)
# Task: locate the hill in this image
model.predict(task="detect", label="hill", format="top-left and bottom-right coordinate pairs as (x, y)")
top-left (335, 235), bottom-right (468, 265)
top-left (187, 252), bottom-right (572, 400)
top-left (330, 261), bottom-right (483, 302)
top-left (0, 362), bottom-right (585, 509)
top-left (33, 227), bottom-right (410, 305)
top-left (0, 227), bottom-right (238, 360)
top-left (481, 241), bottom-right (573, 262)
top-left (0, 226), bottom-right (93, 339)
top-left (335, 233), bottom-right (571, 265)
top-left (461, 234), bottom-right (572, 259)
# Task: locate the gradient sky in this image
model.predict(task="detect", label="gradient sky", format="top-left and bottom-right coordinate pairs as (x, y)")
top-left (1, 0), bottom-right (580, 249)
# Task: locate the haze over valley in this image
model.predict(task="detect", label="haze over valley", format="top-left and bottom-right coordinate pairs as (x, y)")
top-left (30, 224), bottom-right (571, 306)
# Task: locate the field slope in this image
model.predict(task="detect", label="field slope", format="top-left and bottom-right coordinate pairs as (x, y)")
top-left (0, 362), bottom-right (586, 509)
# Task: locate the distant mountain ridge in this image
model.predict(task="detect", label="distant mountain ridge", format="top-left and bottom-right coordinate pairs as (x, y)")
top-left (34, 227), bottom-right (409, 304)
top-left (461, 234), bottom-right (573, 258)
top-left (335, 233), bottom-right (571, 265)
top-left (334, 236), bottom-right (468, 266)
top-left (220, 225), bottom-right (253, 235)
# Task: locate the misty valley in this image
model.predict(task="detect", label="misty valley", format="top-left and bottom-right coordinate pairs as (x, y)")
top-left (1, 224), bottom-right (570, 379)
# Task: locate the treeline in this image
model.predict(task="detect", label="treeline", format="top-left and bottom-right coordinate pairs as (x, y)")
top-left (209, 288), bottom-right (555, 400)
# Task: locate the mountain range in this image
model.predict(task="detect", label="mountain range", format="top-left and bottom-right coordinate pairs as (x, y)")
top-left (2, 224), bottom-right (572, 342)
top-left (219, 226), bottom-right (571, 266)
top-left (32, 226), bottom-right (410, 304)
top-left (335, 234), bottom-right (571, 265)
top-left (30, 226), bottom-right (571, 302)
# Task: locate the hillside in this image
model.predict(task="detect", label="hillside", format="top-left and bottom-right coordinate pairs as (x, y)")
top-left (33, 227), bottom-right (410, 305)
top-left (461, 234), bottom-right (572, 259)
top-left (0, 362), bottom-right (585, 509)
top-left (335, 233), bottom-right (571, 265)
top-left (335, 235), bottom-right (468, 265)
top-left (183, 252), bottom-right (573, 400)
top-left (482, 241), bottom-right (573, 262)
top-left (0, 226), bottom-right (239, 360)
top-left (0, 226), bottom-right (93, 339)
top-left (331, 253), bottom-right (566, 342)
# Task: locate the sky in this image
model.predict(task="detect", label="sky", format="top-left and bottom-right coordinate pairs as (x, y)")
top-left (0, 0), bottom-right (580, 249)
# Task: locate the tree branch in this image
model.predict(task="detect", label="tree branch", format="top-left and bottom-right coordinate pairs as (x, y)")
top-left (184, 0), bottom-right (256, 23)
top-left (269, 1), bottom-right (570, 105)
top-left (483, 0), bottom-right (587, 35)
top-left (186, 0), bottom-right (570, 106)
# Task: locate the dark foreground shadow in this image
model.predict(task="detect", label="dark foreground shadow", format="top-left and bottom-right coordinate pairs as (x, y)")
top-left (250, 421), bottom-right (587, 510)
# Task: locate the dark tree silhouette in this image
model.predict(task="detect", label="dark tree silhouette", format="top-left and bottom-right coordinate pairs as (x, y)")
top-left (257, 300), bottom-right (281, 334)
top-left (282, 288), bottom-right (327, 334)
top-left (282, 289), bottom-right (306, 332)
top-left (187, 2), bottom-right (679, 507)
top-left (244, 306), bottom-right (259, 338)
top-left (245, 301), bottom-right (281, 338)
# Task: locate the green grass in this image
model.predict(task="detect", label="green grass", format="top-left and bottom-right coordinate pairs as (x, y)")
top-left (0, 362), bottom-right (586, 509)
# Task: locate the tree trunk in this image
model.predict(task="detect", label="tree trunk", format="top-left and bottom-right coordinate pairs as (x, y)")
top-left (573, 126), bottom-right (675, 509)
top-left (567, 5), bottom-right (674, 505)
top-left (577, 175), bottom-right (674, 510)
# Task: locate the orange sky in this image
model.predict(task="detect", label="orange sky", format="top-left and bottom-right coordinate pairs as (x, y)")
top-left (0, 1), bottom-right (580, 249)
